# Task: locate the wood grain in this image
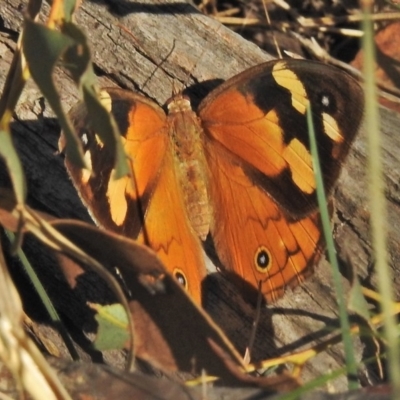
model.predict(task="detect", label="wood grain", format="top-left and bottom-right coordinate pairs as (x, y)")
top-left (2, 0), bottom-right (399, 390)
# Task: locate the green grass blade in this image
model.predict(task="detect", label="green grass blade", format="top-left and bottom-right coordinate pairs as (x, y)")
top-left (5, 230), bottom-right (79, 361)
top-left (306, 106), bottom-right (358, 389)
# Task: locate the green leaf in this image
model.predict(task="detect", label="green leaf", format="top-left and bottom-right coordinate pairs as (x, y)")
top-left (23, 19), bottom-right (86, 169)
top-left (62, 21), bottom-right (128, 178)
top-left (82, 87), bottom-right (128, 178)
top-left (92, 303), bottom-right (130, 351)
top-left (63, 0), bottom-right (79, 21)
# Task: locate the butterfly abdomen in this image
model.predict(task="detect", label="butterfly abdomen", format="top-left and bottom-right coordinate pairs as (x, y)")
top-left (167, 95), bottom-right (211, 241)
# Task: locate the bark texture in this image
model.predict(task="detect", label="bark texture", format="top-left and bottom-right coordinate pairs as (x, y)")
top-left (2, 0), bottom-right (400, 392)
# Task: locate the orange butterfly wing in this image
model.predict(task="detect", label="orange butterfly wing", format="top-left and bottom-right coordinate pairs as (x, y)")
top-left (136, 147), bottom-right (206, 304)
top-left (200, 60), bottom-right (363, 216)
top-left (66, 60), bottom-right (363, 304)
top-left (198, 59), bottom-right (363, 302)
top-left (66, 88), bottom-right (206, 304)
top-left (205, 143), bottom-right (322, 302)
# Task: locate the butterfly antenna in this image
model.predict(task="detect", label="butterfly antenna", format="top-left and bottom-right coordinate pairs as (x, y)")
top-left (179, 43), bottom-right (205, 94)
top-left (118, 23), bottom-right (177, 93)
top-left (143, 40), bottom-right (177, 94)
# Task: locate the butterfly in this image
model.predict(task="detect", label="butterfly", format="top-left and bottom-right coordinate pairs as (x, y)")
top-left (63, 59), bottom-right (364, 305)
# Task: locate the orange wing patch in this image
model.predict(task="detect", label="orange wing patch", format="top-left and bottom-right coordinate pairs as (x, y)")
top-left (201, 89), bottom-right (289, 179)
top-left (206, 143), bottom-right (322, 302)
top-left (137, 148), bottom-right (206, 304)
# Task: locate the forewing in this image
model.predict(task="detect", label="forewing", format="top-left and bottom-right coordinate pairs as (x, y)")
top-left (199, 59), bottom-right (363, 217)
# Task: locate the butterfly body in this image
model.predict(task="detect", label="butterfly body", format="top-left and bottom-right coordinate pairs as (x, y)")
top-left (167, 94), bottom-right (211, 241)
top-left (64, 60), bottom-right (364, 304)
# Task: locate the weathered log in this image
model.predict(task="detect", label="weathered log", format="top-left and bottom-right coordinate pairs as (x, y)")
top-left (2, 0), bottom-right (400, 391)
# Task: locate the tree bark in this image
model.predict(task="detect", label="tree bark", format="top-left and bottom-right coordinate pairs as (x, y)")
top-left (2, 0), bottom-right (400, 391)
